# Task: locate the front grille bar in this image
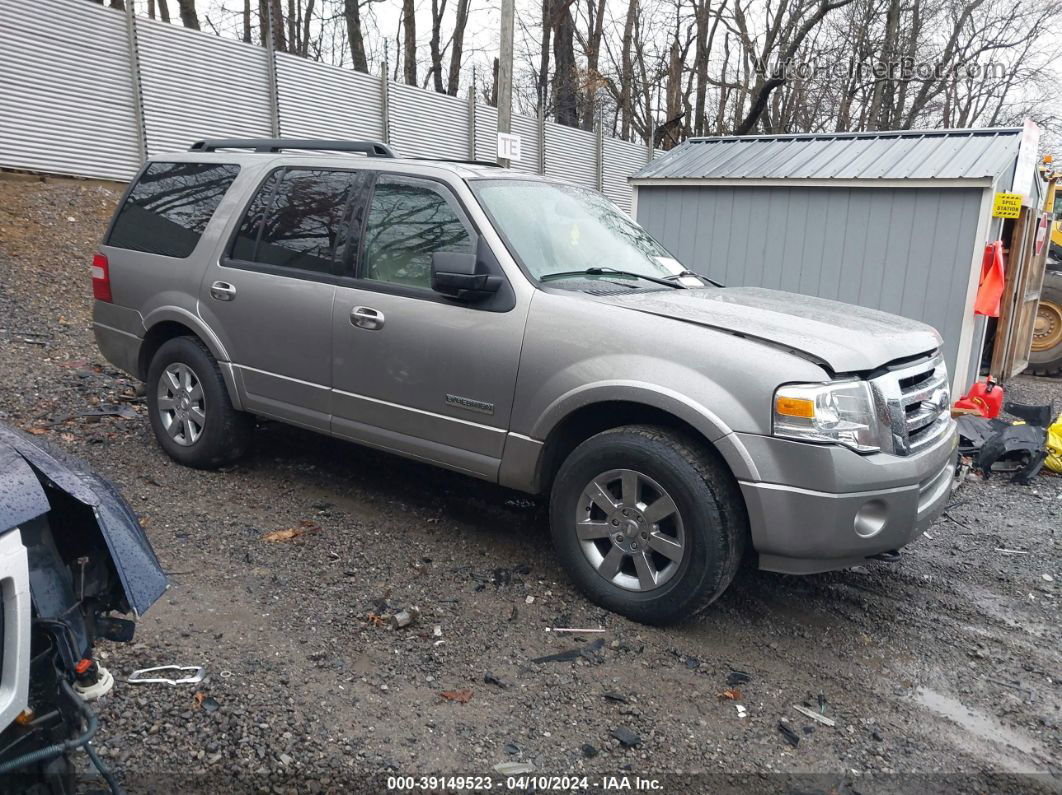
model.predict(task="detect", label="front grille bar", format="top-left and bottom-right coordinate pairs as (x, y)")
top-left (869, 351), bottom-right (953, 456)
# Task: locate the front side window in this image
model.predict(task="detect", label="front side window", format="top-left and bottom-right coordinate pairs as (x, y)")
top-left (108, 161), bottom-right (239, 258)
top-left (361, 176), bottom-right (473, 289)
top-left (231, 168), bottom-right (355, 275)
top-left (471, 179), bottom-right (686, 284)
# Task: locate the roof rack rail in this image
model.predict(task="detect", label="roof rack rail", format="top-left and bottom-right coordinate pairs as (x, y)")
top-left (410, 157), bottom-right (502, 168)
top-left (188, 139), bottom-right (396, 157)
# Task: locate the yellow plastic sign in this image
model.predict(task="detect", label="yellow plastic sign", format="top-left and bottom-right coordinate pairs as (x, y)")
top-left (992, 192), bottom-right (1022, 219)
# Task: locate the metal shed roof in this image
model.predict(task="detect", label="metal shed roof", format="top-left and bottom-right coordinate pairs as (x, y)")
top-left (632, 127), bottom-right (1022, 184)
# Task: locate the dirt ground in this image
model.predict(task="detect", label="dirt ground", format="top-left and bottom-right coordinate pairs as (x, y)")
top-left (0, 173), bottom-right (1059, 794)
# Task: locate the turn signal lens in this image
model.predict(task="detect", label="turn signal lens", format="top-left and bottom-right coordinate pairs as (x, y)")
top-left (775, 396), bottom-right (815, 418)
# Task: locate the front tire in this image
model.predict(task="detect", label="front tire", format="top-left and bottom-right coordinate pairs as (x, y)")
top-left (549, 425), bottom-right (747, 625)
top-left (146, 336), bottom-right (253, 469)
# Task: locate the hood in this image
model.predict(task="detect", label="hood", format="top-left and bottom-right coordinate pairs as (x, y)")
top-left (595, 286), bottom-right (941, 373)
top-left (0, 423), bottom-right (167, 615)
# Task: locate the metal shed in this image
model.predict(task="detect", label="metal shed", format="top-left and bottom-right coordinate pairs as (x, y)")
top-left (631, 127), bottom-right (1044, 394)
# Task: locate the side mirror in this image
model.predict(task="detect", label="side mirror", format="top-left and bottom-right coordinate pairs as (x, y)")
top-left (431, 238), bottom-right (503, 301)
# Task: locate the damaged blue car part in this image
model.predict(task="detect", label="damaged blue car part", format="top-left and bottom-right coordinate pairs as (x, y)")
top-left (0, 422), bottom-right (167, 793)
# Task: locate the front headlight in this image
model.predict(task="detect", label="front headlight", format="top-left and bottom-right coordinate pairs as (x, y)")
top-left (773, 380), bottom-right (885, 453)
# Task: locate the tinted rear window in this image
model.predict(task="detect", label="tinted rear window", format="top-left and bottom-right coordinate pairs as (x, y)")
top-left (108, 162), bottom-right (240, 258)
top-left (230, 168), bottom-right (356, 275)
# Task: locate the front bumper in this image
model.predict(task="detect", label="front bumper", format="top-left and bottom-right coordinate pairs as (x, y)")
top-left (737, 424), bottom-right (958, 574)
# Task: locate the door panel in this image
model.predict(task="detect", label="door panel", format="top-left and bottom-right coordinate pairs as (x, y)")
top-left (199, 167), bottom-right (357, 429)
top-left (330, 174), bottom-right (525, 479)
top-left (199, 270), bottom-right (335, 430)
top-left (330, 287), bottom-right (524, 477)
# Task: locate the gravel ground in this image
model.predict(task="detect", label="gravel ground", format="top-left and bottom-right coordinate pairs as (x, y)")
top-left (0, 173), bottom-right (1059, 794)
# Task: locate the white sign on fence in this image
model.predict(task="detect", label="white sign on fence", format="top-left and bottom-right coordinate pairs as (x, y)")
top-left (497, 132), bottom-right (522, 162)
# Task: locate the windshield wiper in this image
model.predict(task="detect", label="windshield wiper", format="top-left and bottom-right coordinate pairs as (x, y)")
top-left (662, 269), bottom-right (725, 288)
top-left (540, 267), bottom-right (685, 289)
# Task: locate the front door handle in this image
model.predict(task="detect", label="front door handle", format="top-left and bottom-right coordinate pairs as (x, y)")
top-left (350, 306), bottom-right (385, 330)
top-left (210, 281), bottom-right (236, 301)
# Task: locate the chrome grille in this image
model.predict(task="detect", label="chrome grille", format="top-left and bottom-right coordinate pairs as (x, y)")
top-left (869, 352), bottom-right (953, 456)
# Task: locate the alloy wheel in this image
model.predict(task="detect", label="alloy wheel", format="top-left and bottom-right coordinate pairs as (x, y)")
top-left (157, 362), bottom-right (205, 447)
top-left (574, 468), bottom-right (686, 592)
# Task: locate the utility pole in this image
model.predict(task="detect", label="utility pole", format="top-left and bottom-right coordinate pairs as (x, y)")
top-left (497, 0), bottom-right (514, 167)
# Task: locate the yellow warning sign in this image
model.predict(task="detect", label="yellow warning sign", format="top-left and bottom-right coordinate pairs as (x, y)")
top-left (992, 192), bottom-right (1022, 218)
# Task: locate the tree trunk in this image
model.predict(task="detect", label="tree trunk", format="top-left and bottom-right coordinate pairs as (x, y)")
top-left (300, 0), bottom-right (314, 57)
top-left (691, 0), bottom-right (712, 136)
top-left (402, 0), bottom-right (417, 85)
top-left (268, 0), bottom-right (286, 50)
top-left (287, 0), bottom-right (297, 54)
top-left (157, 0), bottom-right (171, 23)
top-left (446, 0), bottom-right (470, 95)
top-left (344, 0), bottom-right (368, 72)
top-left (242, 0), bottom-right (251, 42)
top-left (429, 0), bottom-right (447, 93)
top-left (487, 57), bottom-right (499, 106)
top-left (867, 0), bottom-right (899, 131)
top-left (580, 0), bottom-right (607, 130)
top-left (176, 0), bottom-right (200, 30)
top-left (618, 0), bottom-right (637, 139)
top-left (551, 0), bottom-right (579, 126)
top-left (537, 0), bottom-right (554, 110)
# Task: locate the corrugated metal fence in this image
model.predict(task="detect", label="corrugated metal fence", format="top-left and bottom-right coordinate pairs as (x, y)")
top-left (0, 0), bottom-right (654, 212)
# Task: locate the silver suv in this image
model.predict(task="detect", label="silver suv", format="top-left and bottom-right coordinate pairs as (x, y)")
top-left (92, 139), bottom-right (957, 624)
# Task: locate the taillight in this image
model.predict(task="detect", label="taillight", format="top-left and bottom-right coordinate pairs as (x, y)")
top-left (91, 252), bottom-right (112, 301)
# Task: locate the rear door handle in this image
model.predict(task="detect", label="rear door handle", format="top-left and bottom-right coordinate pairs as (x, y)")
top-left (350, 306), bottom-right (385, 330)
top-left (210, 281), bottom-right (236, 301)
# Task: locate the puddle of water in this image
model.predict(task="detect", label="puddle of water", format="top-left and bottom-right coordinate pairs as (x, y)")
top-left (914, 686), bottom-right (1046, 760)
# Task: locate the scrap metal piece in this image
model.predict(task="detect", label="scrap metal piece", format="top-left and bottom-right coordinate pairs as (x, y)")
top-left (127, 665), bottom-right (206, 686)
top-left (794, 704), bottom-right (836, 727)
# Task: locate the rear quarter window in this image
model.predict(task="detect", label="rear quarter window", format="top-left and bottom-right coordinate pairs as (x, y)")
top-left (107, 162), bottom-right (240, 258)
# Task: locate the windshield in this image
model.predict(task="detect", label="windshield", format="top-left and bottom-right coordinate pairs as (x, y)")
top-left (471, 179), bottom-right (693, 283)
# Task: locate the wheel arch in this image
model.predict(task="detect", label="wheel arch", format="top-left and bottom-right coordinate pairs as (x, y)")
top-left (521, 389), bottom-right (757, 497)
top-left (138, 311), bottom-right (243, 411)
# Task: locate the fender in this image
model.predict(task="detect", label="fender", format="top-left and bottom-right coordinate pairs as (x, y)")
top-left (531, 380), bottom-right (735, 442)
top-left (140, 306), bottom-right (244, 411)
top-left (141, 305), bottom-right (232, 363)
top-left (499, 381), bottom-right (761, 491)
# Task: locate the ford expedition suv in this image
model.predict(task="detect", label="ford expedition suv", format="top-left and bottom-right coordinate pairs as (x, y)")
top-left (92, 139), bottom-right (957, 624)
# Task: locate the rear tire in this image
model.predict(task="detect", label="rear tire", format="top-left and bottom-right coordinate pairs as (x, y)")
top-left (549, 425), bottom-right (747, 625)
top-left (1029, 271), bottom-right (1062, 377)
top-left (146, 336), bottom-right (253, 469)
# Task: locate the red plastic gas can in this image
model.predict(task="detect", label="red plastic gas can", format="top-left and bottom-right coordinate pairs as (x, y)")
top-left (960, 376), bottom-right (1004, 419)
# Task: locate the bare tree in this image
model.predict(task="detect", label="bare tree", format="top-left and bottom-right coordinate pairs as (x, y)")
top-left (344, 0), bottom-right (369, 72)
top-left (176, 0), bottom-right (201, 29)
top-left (401, 0), bottom-right (418, 85)
top-left (446, 0), bottom-right (471, 95)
